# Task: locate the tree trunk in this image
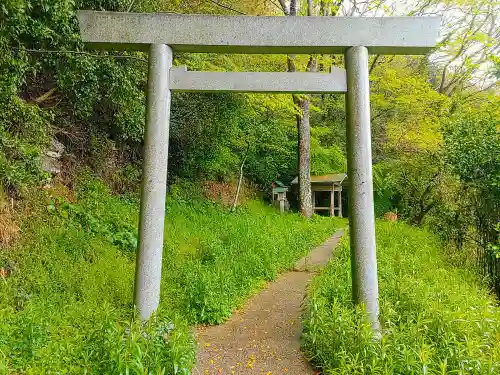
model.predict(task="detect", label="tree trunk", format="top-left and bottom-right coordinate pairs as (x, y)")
top-left (231, 144), bottom-right (249, 212)
top-left (285, 0), bottom-right (313, 219)
top-left (297, 98), bottom-right (313, 218)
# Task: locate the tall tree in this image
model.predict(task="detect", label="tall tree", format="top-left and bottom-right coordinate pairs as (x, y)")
top-left (411, 0), bottom-right (500, 100)
top-left (278, 0), bottom-right (314, 218)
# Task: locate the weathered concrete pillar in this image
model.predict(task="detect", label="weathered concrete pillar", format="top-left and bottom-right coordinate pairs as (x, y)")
top-left (344, 46), bottom-right (380, 331)
top-left (134, 44), bottom-right (172, 320)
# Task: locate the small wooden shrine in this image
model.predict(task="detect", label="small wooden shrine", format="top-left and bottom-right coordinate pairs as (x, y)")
top-left (291, 173), bottom-right (347, 217)
top-left (271, 181), bottom-right (290, 213)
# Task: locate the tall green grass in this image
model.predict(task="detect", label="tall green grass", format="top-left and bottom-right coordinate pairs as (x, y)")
top-left (0, 178), bottom-right (341, 374)
top-left (302, 221), bottom-right (500, 374)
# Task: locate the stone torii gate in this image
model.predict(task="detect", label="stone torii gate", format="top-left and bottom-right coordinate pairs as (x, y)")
top-left (78, 11), bottom-right (440, 329)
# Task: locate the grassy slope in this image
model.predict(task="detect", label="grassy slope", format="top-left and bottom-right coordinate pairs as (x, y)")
top-left (302, 221), bottom-right (500, 374)
top-left (0, 178), bottom-right (342, 374)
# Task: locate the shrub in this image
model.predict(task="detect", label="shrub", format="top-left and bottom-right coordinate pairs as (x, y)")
top-left (0, 97), bottom-right (50, 191)
top-left (302, 221), bottom-right (500, 374)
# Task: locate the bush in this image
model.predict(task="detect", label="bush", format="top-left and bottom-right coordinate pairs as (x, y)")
top-left (310, 144), bottom-right (346, 176)
top-left (302, 221), bottom-right (500, 374)
top-left (0, 95), bottom-right (50, 191)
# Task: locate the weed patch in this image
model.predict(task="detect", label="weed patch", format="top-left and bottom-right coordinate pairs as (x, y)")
top-left (302, 221), bottom-right (500, 374)
top-left (0, 178), bottom-right (341, 373)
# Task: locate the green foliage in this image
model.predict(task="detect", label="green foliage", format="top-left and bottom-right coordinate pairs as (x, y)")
top-left (372, 164), bottom-right (396, 217)
top-left (442, 106), bottom-right (500, 235)
top-left (47, 195), bottom-right (139, 252)
top-left (0, 91), bottom-right (51, 190)
top-left (169, 93), bottom-right (243, 181)
top-left (0, 123), bottom-right (47, 192)
top-left (373, 195), bottom-right (393, 217)
top-left (0, 181), bottom-right (194, 374)
top-left (310, 143), bottom-right (346, 176)
top-left (0, 0), bottom-right (149, 190)
top-left (85, 315), bottom-right (195, 375)
top-left (160, 186), bottom-right (343, 324)
top-left (1, 0), bottom-right (330, 191)
top-left (370, 59), bottom-right (450, 159)
top-left (384, 153), bottom-right (445, 225)
top-left (302, 221), bottom-right (500, 374)
top-left (437, 106), bottom-right (500, 293)
top-left (0, 1), bottom-right (499, 374)
top-left (0, 177), bottom-right (341, 373)
top-left (444, 109), bottom-right (500, 188)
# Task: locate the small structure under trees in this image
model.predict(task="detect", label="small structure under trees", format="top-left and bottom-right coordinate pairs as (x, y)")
top-left (291, 173), bottom-right (346, 217)
top-left (271, 181), bottom-right (290, 213)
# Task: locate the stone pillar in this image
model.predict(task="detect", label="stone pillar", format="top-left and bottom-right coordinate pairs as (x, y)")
top-left (345, 46), bottom-right (380, 331)
top-left (134, 44), bottom-right (173, 320)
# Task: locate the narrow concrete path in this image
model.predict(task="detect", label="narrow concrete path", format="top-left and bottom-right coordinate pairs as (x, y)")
top-left (194, 230), bottom-right (344, 375)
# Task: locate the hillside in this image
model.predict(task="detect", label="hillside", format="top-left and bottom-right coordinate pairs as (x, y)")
top-left (0, 177), bottom-right (342, 373)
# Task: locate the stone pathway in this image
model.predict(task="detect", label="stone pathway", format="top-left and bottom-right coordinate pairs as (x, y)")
top-left (194, 230), bottom-right (345, 375)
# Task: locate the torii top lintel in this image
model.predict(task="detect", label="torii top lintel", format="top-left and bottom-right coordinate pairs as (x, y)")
top-left (77, 11), bottom-right (441, 55)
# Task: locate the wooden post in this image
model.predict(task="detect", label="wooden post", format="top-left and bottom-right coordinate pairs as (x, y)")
top-left (338, 188), bottom-right (343, 218)
top-left (330, 188), bottom-right (335, 216)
